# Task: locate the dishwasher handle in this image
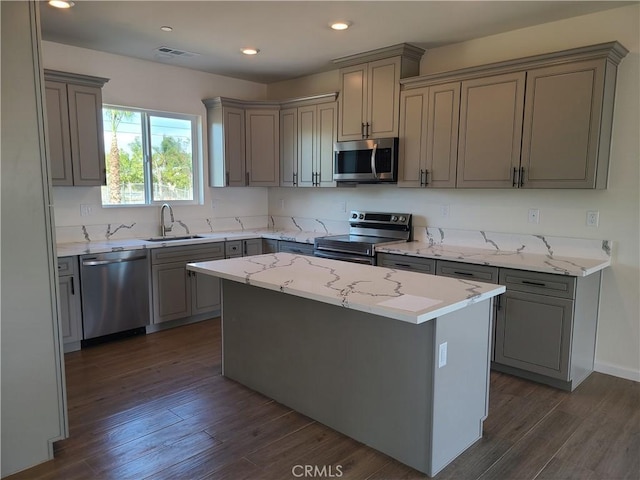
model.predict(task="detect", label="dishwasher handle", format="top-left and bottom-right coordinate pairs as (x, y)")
top-left (82, 255), bottom-right (147, 266)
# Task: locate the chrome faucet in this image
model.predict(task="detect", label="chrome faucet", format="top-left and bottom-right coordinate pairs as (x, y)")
top-left (160, 203), bottom-right (174, 237)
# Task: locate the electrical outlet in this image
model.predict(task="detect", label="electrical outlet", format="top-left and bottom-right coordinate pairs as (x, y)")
top-left (586, 211), bottom-right (599, 227)
top-left (440, 205), bottom-right (450, 218)
top-left (528, 208), bottom-right (540, 224)
top-left (80, 204), bottom-right (93, 217)
top-left (438, 342), bottom-right (447, 368)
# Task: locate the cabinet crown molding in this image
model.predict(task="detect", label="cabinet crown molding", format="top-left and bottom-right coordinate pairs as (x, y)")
top-left (202, 96), bottom-right (281, 110)
top-left (332, 43), bottom-right (425, 68)
top-left (43, 69), bottom-right (109, 87)
top-left (278, 92), bottom-right (338, 108)
top-left (401, 41), bottom-right (629, 89)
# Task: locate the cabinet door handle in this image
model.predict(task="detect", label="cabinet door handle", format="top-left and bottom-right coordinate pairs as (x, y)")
top-left (419, 169), bottom-right (425, 186)
top-left (512, 167), bottom-right (518, 187)
top-left (522, 280), bottom-right (546, 287)
top-left (366, 122), bottom-right (371, 138)
top-left (424, 169), bottom-right (430, 187)
top-left (225, 171), bottom-right (230, 186)
top-left (495, 295), bottom-right (502, 311)
top-left (70, 277), bottom-right (75, 295)
top-left (361, 123), bottom-right (365, 138)
top-left (395, 263), bottom-right (413, 269)
top-left (293, 172), bottom-right (297, 186)
top-left (520, 167), bottom-right (525, 187)
top-left (316, 171), bottom-right (320, 186)
top-left (245, 171), bottom-right (250, 186)
top-left (453, 271), bottom-right (475, 277)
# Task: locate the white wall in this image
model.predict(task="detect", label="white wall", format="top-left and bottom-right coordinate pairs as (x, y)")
top-left (267, 5), bottom-right (640, 381)
top-left (42, 42), bottom-right (270, 237)
top-left (1, 2), bottom-right (66, 476)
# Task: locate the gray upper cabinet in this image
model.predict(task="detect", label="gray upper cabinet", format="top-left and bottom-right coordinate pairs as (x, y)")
top-left (335, 44), bottom-right (424, 141)
top-left (203, 97), bottom-right (280, 187)
top-left (521, 59), bottom-right (615, 189)
top-left (245, 108), bottom-right (280, 186)
top-left (398, 82), bottom-right (460, 188)
top-left (44, 70), bottom-right (108, 186)
top-left (456, 72), bottom-right (526, 188)
top-left (279, 94), bottom-right (338, 188)
top-left (400, 41), bottom-right (627, 190)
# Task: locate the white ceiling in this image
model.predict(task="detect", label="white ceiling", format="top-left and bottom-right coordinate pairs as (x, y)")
top-left (40, 1), bottom-right (633, 84)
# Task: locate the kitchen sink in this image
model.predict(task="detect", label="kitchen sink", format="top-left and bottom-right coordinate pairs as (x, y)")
top-left (145, 235), bottom-right (204, 242)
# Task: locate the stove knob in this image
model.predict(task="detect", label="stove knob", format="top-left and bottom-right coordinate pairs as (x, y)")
top-left (391, 215), bottom-right (398, 222)
top-left (351, 213), bottom-right (358, 219)
top-left (359, 213), bottom-right (365, 219)
top-left (399, 216), bottom-right (406, 222)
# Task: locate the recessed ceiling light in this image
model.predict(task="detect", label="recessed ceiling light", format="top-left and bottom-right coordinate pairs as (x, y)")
top-left (160, 26), bottom-right (173, 32)
top-left (330, 21), bottom-right (351, 31)
top-left (241, 48), bottom-right (260, 55)
top-left (49, 0), bottom-right (75, 8)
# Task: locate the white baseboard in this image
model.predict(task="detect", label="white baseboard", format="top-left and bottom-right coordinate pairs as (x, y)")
top-left (594, 361), bottom-right (640, 382)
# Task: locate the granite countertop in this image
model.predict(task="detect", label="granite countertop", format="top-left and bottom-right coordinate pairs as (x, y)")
top-left (376, 241), bottom-right (610, 277)
top-left (187, 252), bottom-right (505, 325)
top-left (56, 229), bottom-right (326, 257)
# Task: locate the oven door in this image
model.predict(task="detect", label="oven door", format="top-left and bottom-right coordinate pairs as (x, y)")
top-left (314, 250), bottom-right (376, 265)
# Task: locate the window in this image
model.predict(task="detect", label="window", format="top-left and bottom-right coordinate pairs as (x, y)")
top-left (101, 106), bottom-right (201, 206)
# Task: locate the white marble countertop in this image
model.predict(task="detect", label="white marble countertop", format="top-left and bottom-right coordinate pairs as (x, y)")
top-left (56, 229), bottom-right (324, 257)
top-left (187, 253), bottom-right (505, 325)
top-left (376, 241), bottom-right (610, 277)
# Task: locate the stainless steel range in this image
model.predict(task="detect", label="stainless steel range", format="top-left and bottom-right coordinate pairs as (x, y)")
top-left (314, 210), bottom-right (412, 265)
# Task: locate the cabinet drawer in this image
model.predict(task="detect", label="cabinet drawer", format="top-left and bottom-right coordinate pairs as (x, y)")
top-left (499, 269), bottom-right (575, 299)
top-left (225, 240), bottom-right (242, 258)
top-left (151, 243), bottom-right (224, 265)
top-left (377, 253), bottom-right (435, 274)
top-left (436, 261), bottom-right (498, 283)
top-left (278, 241), bottom-right (314, 256)
top-left (57, 256), bottom-right (77, 276)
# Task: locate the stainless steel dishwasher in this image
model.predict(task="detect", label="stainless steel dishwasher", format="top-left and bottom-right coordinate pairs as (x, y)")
top-left (80, 250), bottom-right (150, 343)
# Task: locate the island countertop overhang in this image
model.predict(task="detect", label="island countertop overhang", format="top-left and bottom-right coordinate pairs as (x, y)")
top-left (187, 252), bottom-right (505, 324)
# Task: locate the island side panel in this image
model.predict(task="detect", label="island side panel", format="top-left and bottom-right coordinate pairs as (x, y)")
top-left (430, 299), bottom-right (492, 476)
top-left (221, 280), bottom-right (436, 474)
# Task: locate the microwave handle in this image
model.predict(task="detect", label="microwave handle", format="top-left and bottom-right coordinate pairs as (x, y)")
top-left (370, 142), bottom-right (378, 179)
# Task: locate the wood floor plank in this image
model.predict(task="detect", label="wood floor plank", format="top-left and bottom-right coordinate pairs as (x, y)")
top-left (477, 409), bottom-right (582, 480)
top-left (104, 430), bottom-right (221, 479)
top-left (149, 411), bottom-right (314, 480)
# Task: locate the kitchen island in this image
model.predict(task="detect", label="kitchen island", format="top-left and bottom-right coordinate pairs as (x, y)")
top-left (187, 253), bottom-right (505, 476)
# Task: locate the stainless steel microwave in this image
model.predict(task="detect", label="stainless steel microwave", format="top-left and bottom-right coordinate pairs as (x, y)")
top-left (333, 137), bottom-right (398, 183)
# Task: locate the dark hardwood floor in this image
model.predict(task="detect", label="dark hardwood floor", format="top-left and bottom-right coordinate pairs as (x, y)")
top-left (7, 318), bottom-right (639, 480)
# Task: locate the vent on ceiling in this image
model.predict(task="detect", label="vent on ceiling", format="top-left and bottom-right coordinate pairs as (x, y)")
top-left (154, 46), bottom-right (200, 59)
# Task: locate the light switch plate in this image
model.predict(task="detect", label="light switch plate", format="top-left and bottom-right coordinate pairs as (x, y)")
top-left (528, 208), bottom-right (540, 224)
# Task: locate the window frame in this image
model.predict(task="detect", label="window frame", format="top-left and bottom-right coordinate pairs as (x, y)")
top-left (101, 104), bottom-right (203, 207)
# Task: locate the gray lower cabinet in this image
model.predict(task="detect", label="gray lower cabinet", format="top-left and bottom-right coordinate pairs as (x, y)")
top-left (493, 268), bottom-right (601, 391)
top-left (262, 238), bottom-right (279, 254)
top-left (151, 243), bottom-right (224, 324)
top-left (376, 253), bottom-right (436, 274)
top-left (278, 240), bottom-right (314, 256)
top-left (57, 256), bottom-right (83, 352)
top-left (225, 238), bottom-right (262, 258)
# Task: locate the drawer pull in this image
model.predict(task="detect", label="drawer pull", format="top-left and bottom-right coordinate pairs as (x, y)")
top-left (522, 280), bottom-right (546, 287)
top-left (453, 271), bottom-right (475, 277)
top-left (395, 263), bottom-right (413, 268)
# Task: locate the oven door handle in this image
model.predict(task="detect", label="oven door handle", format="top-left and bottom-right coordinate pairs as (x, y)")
top-left (370, 142), bottom-right (378, 179)
top-left (314, 250), bottom-right (375, 265)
